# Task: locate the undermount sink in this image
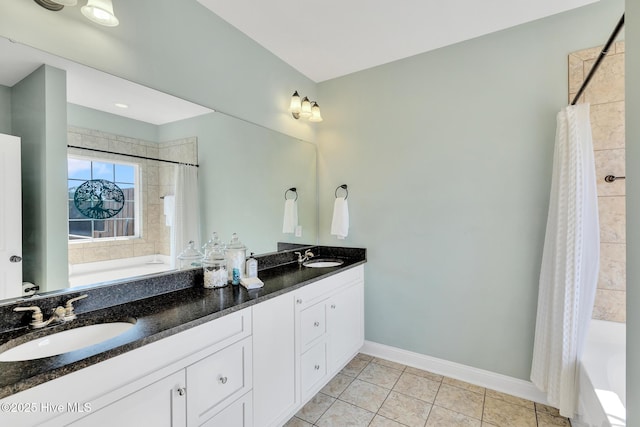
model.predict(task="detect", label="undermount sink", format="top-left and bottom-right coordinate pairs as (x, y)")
top-left (303, 258), bottom-right (344, 268)
top-left (0, 322), bottom-right (135, 362)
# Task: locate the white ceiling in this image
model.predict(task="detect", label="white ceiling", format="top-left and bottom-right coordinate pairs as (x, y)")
top-left (0, 37), bottom-right (213, 125)
top-left (197, 0), bottom-right (599, 82)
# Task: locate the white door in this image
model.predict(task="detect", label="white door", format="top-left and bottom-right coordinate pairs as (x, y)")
top-left (0, 133), bottom-right (22, 300)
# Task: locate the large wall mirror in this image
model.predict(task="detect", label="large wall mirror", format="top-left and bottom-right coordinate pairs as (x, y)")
top-left (0, 37), bottom-right (318, 304)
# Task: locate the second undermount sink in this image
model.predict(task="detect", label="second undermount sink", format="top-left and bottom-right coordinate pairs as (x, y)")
top-left (0, 322), bottom-right (135, 362)
top-left (303, 258), bottom-right (344, 268)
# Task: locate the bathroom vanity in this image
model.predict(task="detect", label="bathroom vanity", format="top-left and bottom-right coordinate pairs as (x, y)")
top-left (0, 246), bottom-right (365, 427)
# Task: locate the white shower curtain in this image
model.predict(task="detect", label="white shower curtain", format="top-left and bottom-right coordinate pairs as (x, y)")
top-left (530, 103), bottom-right (599, 417)
top-left (170, 165), bottom-right (201, 268)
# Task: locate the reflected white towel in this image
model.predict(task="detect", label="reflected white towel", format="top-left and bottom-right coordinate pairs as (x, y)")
top-left (331, 197), bottom-right (349, 239)
top-left (282, 199), bottom-right (298, 233)
top-left (163, 195), bottom-right (175, 226)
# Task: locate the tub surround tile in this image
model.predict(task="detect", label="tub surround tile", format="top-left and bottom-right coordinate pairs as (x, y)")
top-left (598, 196), bottom-right (626, 243)
top-left (598, 242), bottom-right (626, 291)
top-left (535, 402), bottom-right (560, 415)
top-left (583, 54), bottom-right (625, 104)
top-left (590, 101), bottom-right (625, 150)
top-left (594, 148), bottom-right (625, 197)
top-left (592, 289), bottom-right (626, 322)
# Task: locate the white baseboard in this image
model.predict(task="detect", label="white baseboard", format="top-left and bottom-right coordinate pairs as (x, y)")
top-left (361, 340), bottom-right (549, 405)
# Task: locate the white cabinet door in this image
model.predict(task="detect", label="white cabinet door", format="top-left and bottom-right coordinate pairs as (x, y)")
top-left (327, 282), bottom-right (364, 371)
top-left (0, 133), bottom-right (22, 300)
top-left (201, 391), bottom-right (252, 427)
top-left (68, 370), bottom-right (187, 427)
top-left (252, 293), bottom-right (297, 427)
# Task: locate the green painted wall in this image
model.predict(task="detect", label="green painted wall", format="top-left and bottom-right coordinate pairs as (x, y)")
top-left (11, 65), bottom-right (68, 291)
top-left (0, 85), bottom-right (10, 134)
top-left (0, 0), bottom-right (316, 143)
top-left (317, 1), bottom-right (625, 380)
top-left (67, 103), bottom-right (159, 142)
top-left (626, 0), bottom-right (639, 423)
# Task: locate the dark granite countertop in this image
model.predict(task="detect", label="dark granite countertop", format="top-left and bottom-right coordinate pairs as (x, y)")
top-left (0, 246), bottom-right (366, 399)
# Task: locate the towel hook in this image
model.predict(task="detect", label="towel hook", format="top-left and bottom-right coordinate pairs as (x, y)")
top-left (285, 187), bottom-right (298, 201)
top-left (335, 184), bottom-right (348, 200)
top-left (604, 175), bottom-right (625, 183)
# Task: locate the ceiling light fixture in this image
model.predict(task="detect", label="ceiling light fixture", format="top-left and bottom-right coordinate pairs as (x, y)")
top-left (33, 0), bottom-right (120, 27)
top-left (114, 103), bottom-right (128, 109)
top-left (288, 91), bottom-right (323, 123)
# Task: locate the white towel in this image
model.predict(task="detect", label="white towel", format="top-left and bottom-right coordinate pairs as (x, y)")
top-left (163, 195), bottom-right (175, 226)
top-left (331, 197), bottom-right (349, 239)
top-left (282, 199), bottom-right (298, 233)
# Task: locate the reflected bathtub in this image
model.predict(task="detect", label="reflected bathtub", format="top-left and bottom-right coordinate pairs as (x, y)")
top-left (572, 319), bottom-right (626, 427)
top-left (69, 255), bottom-right (173, 287)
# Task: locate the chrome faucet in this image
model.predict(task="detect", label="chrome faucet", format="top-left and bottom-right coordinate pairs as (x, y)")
top-left (14, 294), bottom-right (88, 329)
top-left (295, 249), bottom-right (315, 264)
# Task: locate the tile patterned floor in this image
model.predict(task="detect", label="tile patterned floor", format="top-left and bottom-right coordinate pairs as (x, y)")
top-left (285, 353), bottom-right (571, 427)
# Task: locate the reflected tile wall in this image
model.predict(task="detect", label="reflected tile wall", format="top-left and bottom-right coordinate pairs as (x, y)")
top-left (66, 128), bottom-right (196, 265)
top-left (569, 42), bottom-right (625, 322)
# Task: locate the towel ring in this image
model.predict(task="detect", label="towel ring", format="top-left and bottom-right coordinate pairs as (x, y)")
top-left (335, 184), bottom-right (348, 200)
top-left (285, 187), bottom-right (298, 201)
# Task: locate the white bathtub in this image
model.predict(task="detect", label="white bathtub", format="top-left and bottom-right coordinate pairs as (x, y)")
top-left (572, 319), bottom-right (626, 427)
top-left (69, 255), bottom-right (173, 287)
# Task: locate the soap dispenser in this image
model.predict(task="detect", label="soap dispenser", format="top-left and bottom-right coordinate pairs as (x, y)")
top-left (246, 252), bottom-right (258, 278)
top-left (225, 233), bottom-right (246, 285)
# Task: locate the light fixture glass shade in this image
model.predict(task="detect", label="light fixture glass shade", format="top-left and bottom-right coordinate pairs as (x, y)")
top-left (81, 0), bottom-right (119, 27)
top-left (51, 0), bottom-right (78, 5)
top-left (309, 102), bottom-right (323, 122)
top-left (288, 91), bottom-right (301, 114)
top-left (299, 97), bottom-right (312, 118)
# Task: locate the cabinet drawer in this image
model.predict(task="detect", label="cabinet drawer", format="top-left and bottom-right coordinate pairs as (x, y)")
top-left (186, 337), bottom-right (252, 426)
top-left (300, 302), bottom-right (326, 348)
top-left (200, 391), bottom-right (252, 427)
top-left (301, 341), bottom-right (327, 397)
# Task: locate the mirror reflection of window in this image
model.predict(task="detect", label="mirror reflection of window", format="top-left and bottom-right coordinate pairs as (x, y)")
top-left (67, 156), bottom-right (139, 241)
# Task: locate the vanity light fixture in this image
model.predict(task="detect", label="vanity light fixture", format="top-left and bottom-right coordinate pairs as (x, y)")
top-left (288, 91), bottom-right (323, 122)
top-left (81, 0), bottom-right (119, 27)
top-left (33, 0), bottom-right (120, 27)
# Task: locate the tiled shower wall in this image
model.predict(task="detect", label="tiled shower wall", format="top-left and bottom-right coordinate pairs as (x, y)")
top-left (569, 42), bottom-right (626, 322)
top-left (67, 127), bottom-right (197, 265)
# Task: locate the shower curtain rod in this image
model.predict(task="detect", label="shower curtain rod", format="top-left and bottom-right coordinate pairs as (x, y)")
top-left (571, 13), bottom-right (625, 106)
top-left (67, 145), bottom-right (199, 167)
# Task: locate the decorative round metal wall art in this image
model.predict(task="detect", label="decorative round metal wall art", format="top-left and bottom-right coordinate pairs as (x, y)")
top-left (73, 179), bottom-right (125, 219)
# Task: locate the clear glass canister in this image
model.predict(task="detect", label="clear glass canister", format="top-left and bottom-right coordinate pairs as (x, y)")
top-left (203, 243), bottom-right (228, 289)
top-left (225, 233), bottom-right (246, 285)
top-left (177, 240), bottom-right (203, 270)
top-left (202, 231), bottom-right (224, 256)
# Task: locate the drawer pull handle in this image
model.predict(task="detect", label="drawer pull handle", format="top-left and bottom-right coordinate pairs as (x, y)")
top-left (313, 321), bottom-right (320, 327)
top-left (331, 304), bottom-right (336, 309)
top-left (219, 376), bottom-right (228, 384)
top-left (177, 387), bottom-right (186, 396)
top-left (314, 364), bottom-right (320, 370)
top-left (296, 298), bottom-right (303, 304)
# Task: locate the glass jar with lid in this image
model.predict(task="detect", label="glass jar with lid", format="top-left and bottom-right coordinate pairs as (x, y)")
top-left (202, 231), bottom-right (224, 257)
top-left (225, 233), bottom-right (246, 285)
top-left (203, 241), bottom-right (228, 288)
top-left (177, 240), bottom-right (203, 270)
